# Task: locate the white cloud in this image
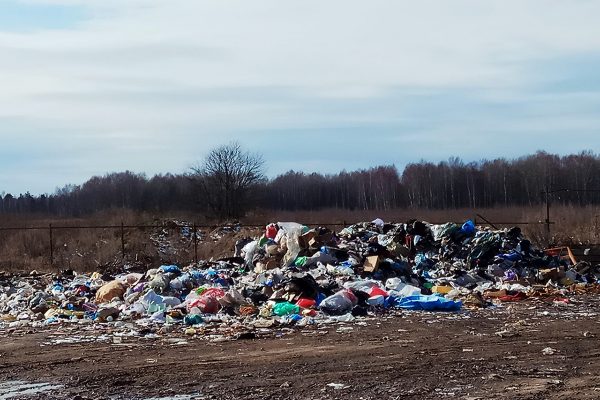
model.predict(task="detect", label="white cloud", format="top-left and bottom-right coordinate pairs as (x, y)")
top-left (1, 0), bottom-right (600, 193)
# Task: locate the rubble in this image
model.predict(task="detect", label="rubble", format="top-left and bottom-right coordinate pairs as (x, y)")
top-left (1, 219), bottom-right (598, 343)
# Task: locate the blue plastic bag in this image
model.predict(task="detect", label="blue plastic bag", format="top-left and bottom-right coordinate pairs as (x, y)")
top-left (395, 294), bottom-right (462, 311)
top-left (159, 265), bottom-right (181, 274)
top-left (461, 220), bottom-right (476, 235)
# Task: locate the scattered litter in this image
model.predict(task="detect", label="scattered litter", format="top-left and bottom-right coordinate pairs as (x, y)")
top-left (542, 347), bottom-right (558, 355)
top-left (0, 220), bottom-right (598, 345)
top-left (326, 383), bottom-right (350, 390)
top-left (145, 395), bottom-right (201, 400)
top-left (0, 381), bottom-right (63, 400)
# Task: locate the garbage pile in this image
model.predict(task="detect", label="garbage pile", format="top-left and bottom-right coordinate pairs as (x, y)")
top-left (1, 220), bottom-right (597, 340)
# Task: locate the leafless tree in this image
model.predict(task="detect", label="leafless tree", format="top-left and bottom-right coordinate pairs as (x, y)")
top-left (191, 142), bottom-right (265, 219)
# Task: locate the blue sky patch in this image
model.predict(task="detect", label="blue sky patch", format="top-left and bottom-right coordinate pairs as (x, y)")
top-left (0, 0), bottom-right (86, 32)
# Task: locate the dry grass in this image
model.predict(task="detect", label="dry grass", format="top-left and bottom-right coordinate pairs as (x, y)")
top-left (0, 206), bottom-right (598, 273)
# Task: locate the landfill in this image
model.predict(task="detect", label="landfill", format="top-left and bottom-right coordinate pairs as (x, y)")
top-left (1, 219), bottom-right (597, 343)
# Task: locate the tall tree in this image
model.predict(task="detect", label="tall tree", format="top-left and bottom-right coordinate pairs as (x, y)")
top-left (191, 142), bottom-right (265, 219)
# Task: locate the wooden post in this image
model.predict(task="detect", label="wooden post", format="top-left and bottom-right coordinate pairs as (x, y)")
top-left (121, 221), bottom-right (125, 260)
top-left (193, 223), bottom-right (198, 265)
top-left (545, 187), bottom-right (551, 236)
top-left (49, 223), bottom-right (54, 267)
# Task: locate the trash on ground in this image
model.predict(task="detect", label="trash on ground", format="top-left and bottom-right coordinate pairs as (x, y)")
top-left (1, 219), bottom-right (598, 343)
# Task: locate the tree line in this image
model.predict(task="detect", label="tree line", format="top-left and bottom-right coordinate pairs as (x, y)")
top-left (1, 149), bottom-right (599, 218)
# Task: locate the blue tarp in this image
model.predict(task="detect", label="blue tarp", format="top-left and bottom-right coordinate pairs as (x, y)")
top-left (393, 294), bottom-right (462, 311)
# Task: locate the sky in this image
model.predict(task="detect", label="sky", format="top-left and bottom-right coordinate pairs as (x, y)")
top-left (1, 0), bottom-right (600, 195)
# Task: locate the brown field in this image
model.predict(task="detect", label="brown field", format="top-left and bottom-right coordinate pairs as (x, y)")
top-left (2, 296), bottom-right (600, 399)
top-left (0, 205), bottom-right (598, 273)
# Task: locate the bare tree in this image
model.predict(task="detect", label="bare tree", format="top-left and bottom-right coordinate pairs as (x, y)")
top-left (192, 142), bottom-right (265, 219)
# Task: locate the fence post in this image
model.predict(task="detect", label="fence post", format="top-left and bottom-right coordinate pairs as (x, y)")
top-left (193, 222), bottom-right (198, 265)
top-left (545, 187), bottom-right (551, 237)
top-left (121, 221), bottom-right (125, 260)
top-left (49, 223), bottom-right (54, 267)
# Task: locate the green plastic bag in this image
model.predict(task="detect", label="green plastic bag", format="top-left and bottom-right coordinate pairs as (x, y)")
top-left (294, 256), bottom-right (308, 267)
top-left (273, 302), bottom-right (300, 316)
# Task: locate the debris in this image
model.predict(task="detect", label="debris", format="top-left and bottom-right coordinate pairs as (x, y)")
top-left (495, 330), bottom-right (520, 338)
top-left (326, 383), bottom-right (350, 390)
top-left (0, 219), bottom-right (597, 344)
top-left (542, 347), bottom-right (558, 355)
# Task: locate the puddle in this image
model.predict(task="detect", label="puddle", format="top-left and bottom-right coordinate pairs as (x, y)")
top-left (0, 381), bottom-right (63, 399)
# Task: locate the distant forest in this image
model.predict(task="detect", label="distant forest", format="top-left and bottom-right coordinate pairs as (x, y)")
top-left (1, 150), bottom-right (599, 217)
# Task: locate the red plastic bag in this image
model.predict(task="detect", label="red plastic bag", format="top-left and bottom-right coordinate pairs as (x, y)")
top-left (296, 298), bottom-right (317, 309)
top-left (188, 288), bottom-right (226, 314)
top-left (266, 223), bottom-right (278, 240)
top-left (369, 286), bottom-right (389, 298)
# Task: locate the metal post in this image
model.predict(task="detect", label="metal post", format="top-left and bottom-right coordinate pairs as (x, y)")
top-left (545, 187), bottom-right (551, 236)
top-left (193, 223), bottom-right (198, 265)
top-left (49, 223), bottom-right (54, 267)
top-left (121, 221), bottom-right (125, 260)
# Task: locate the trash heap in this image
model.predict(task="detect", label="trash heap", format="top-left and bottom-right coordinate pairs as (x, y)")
top-left (1, 220), bottom-right (596, 339)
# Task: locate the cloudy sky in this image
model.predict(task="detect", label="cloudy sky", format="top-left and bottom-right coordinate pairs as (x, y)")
top-left (1, 0), bottom-right (599, 194)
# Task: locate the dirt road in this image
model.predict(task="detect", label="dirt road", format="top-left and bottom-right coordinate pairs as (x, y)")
top-left (1, 297), bottom-right (600, 400)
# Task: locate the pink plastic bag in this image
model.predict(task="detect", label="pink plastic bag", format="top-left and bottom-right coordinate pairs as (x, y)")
top-left (187, 288), bottom-right (226, 314)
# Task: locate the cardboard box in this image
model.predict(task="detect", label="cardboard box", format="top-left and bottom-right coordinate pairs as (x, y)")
top-left (363, 256), bottom-right (380, 273)
top-left (299, 231), bottom-right (317, 249)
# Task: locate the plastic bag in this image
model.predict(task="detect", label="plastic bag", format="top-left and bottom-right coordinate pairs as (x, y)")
top-left (461, 220), bottom-right (476, 235)
top-left (273, 302), bottom-right (300, 316)
top-left (266, 223), bottom-right (278, 239)
top-left (394, 295), bottom-right (461, 311)
top-left (159, 265), bottom-right (181, 274)
top-left (319, 290), bottom-right (358, 315)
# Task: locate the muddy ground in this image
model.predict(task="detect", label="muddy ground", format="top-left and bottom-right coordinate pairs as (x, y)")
top-left (1, 297), bottom-right (600, 400)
